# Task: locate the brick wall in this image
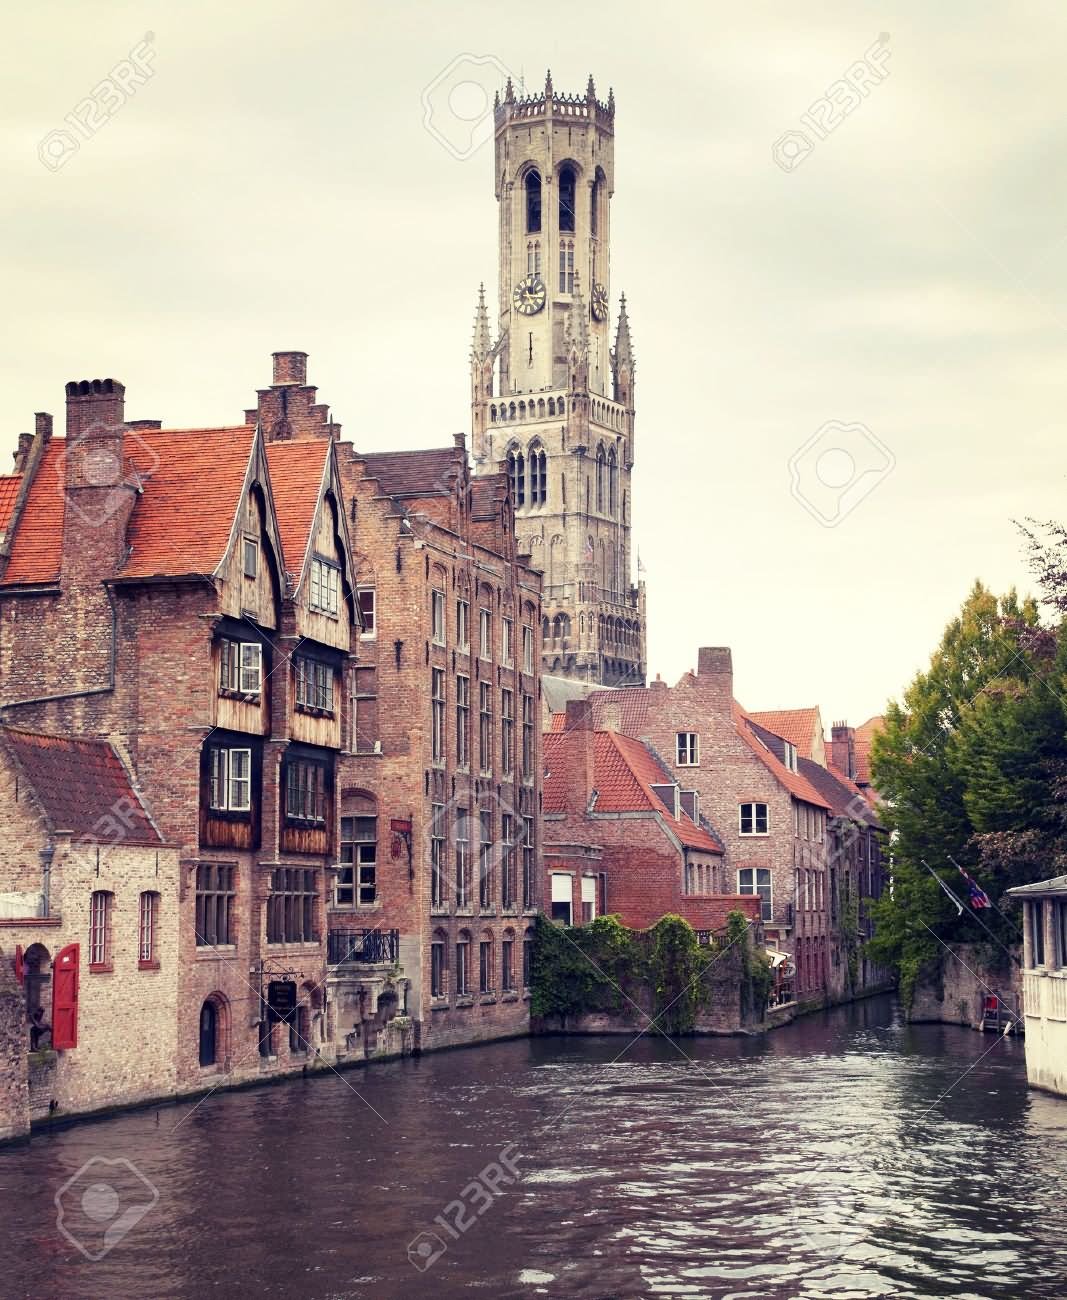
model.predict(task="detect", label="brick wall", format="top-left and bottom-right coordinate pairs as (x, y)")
top-left (0, 948), bottom-right (29, 1141)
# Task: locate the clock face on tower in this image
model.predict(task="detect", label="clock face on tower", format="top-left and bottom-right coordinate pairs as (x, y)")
top-left (512, 275), bottom-right (546, 316)
top-left (591, 282), bottom-right (608, 321)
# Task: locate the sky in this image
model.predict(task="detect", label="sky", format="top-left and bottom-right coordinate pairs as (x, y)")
top-left (2, 1), bottom-right (1066, 725)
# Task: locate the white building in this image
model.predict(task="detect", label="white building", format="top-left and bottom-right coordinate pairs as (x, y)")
top-left (1008, 875), bottom-right (1067, 1097)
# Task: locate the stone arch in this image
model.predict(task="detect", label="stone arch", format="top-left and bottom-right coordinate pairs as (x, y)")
top-left (199, 992), bottom-right (231, 1068)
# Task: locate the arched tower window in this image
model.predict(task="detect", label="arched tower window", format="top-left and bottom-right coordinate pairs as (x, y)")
top-left (529, 445), bottom-right (547, 505)
top-left (507, 450), bottom-right (525, 508)
top-left (591, 171), bottom-right (602, 237)
top-left (608, 447), bottom-right (618, 515)
top-left (558, 241), bottom-right (574, 294)
top-left (559, 166), bottom-right (576, 233)
top-left (595, 445), bottom-right (606, 512)
top-left (525, 170), bottom-right (542, 234)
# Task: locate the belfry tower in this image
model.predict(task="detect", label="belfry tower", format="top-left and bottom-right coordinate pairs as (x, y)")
top-left (471, 71), bottom-right (646, 688)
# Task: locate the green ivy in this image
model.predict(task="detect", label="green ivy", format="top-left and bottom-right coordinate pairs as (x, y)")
top-left (726, 909), bottom-right (774, 1015)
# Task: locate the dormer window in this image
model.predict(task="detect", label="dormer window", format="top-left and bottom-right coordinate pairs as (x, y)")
top-left (309, 558), bottom-right (340, 617)
top-left (783, 741), bottom-right (798, 772)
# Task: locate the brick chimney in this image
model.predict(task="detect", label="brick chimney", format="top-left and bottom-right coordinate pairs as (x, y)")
top-left (65, 378), bottom-right (125, 439)
top-left (12, 433), bottom-right (32, 473)
top-left (599, 700), bottom-right (622, 734)
top-left (830, 722), bottom-right (856, 779)
top-left (252, 351), bottom-right (340, 442)
top-left (696, 646), bottom-right (733, 715)
top-left (272, 351), bottom-right (307, 385)
top-left (564, 698), bottom-right (596, 813)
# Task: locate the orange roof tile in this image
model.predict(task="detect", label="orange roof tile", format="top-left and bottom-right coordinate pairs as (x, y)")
top-left (853, 715), bottom-right (885, 785)
top-left (3, 442), bottom-right (67, 585)
top-left (544, 729), bottom-right (723, 853)
top-left (748, 708), bottom-right (820, 754)
top-left (0, 475), bottom-right (21, 534)
top-left (733, 705), bottom-right (831, 810)
top-left (265, 439), bottom-right (331, 579)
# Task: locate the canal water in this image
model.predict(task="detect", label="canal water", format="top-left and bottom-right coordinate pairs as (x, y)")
top-left (1, 995), bottom-right (1065, 1299)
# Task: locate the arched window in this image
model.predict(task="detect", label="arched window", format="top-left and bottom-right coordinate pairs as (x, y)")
top-left (558, 240), bottom-right (574, 294)
top-left (608, 447), bottom-right (618, 515)
top-left (559, 165), bottom-right (576, 232)
top-left (431, 929), bottom-right (448, 998)
top-left (529, 446), bottom-right (547, 505)
top-left (525, 170), bottom-right (542, 233)
top-left (559, 397), bottom-right (566, 416)
top-left (543, 615), bottom-right (550, 641)
top-left (89, 890), bottom-right (113, 969)
top-left (456, 929), bottom-right (472, 996)
top-left (199, 994), bottom-right (228, 1068)
top-left (138, 891), bottom-right (160, 966)
top-left (523, 926), bottom-right (535, 988)
top-left (595, 445), bottom-right (606, 512)
top-left (490, 404), bottom-right (497, 422)
top-left (339, 792), bottom-right (378, 907)
top-left (479, 929), bottom-right (495, 994)
top-left (547, 397), bottom-right (555, 417)
top-left (537, 398), bottom-right (545, 419)
top-left (507, 450), bottom-right (525, 507)
top-left (590, 173), bottom-right (601, 236)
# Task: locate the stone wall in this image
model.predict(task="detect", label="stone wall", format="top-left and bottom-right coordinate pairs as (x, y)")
top-left (910, 943), bottom-right (1022, 1030)
top-left (0, 948), bottom-right (29, 1141)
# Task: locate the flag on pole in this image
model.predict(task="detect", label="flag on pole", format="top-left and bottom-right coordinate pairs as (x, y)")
top-left (955, 863), bottom-right (992, 909)
top-left (922, 860), bottom-right (964, 916)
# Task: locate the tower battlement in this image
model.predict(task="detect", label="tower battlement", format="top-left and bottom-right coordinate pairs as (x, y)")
top-left (495, 72), bottom-right (615, 132)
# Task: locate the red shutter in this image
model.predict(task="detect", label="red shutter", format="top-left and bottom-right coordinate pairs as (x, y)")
top-left (13, 945), bottom-right (24, 985)
top-left (52, 943), bottom-right (80, 1050)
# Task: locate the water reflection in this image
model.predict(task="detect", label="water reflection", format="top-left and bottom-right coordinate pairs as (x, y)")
top-left (0, 995), bottom-right (1064, 1299)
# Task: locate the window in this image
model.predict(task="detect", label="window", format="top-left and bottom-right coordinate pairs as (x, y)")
top-left (550, 873), bottom-right (572, 925)
top-left (676, 732), bottom-right (699, 766)
top-left (456, 808), bottom-right (471, 909)
top-left (479, 682), bottom-right (493, 773)
top-left (479, 809), bottom-right (493, 909)
top-left (507, 450), bottom-right (525, 507)
top-left (243, 535), bottom-right (258, 580)
top-left (522, 625), bottom-right (534, 673)
top-left (431, 589), bottom-right (446, 644)
top-left (522, 816), bottom-right (535, 909)
top-left (525, 169), bottom-right (542, 233)
top-left (456, 934), bottom-right (471, 996)
top-left (209, 746), bottom-right (251, 812)
top-left (456, 675), bottom-right (470, 768)
top-left (480, 937), bottom-right (494, 993)
top-left (479, 607), bottom-right (492, 660)
top-left (285, 759), bottom-right (328, 823)
top-left (138, 891), bottom-right (159, 966)
top-left (501, 813), bottom-right (516, 909)
top-left (358, 587), bottom-right (376, 638)
top-left (522, 693), bottom-right (534, 778)
top-left (526, 241), bottom-right (541, 275)
top-left (596, 446), bottom-right (606, 511)
top-left (351, 666), bottom-right (378, 754)
top-left (431, 803), bottom-right (446, 908)
top-left (738, 867), bottom-right (772, 921)
top-left (501, 689), bottom-right (514, 777)
top-left (783, 741), bottom-right (797, 772)
top-left (267, 868), bottom-right (317, 943)
top-left (607, 447), bottom-right (617, 515)
top-left (457, 598), bottom-right (470, 651)
top-left (295, 656), bottom-right (334, 712)
top-left (310, 558), bottom-right (340, 616)
top-left (502, 935), bottom-right (515, 991)
top-left (196, 864), bottom-right (235, 946)
top-left (431, 934), bottom-right (446, 997)
top-left (502, 617), bottom-right (514, 666)
top-left (581, 876), bottom-right (598, 924)
top-left (739, 802), bottom-right (769, 836)
top-left (339, 815), bottom-right (377, 906)
top-left (1030, 901), bottom-right (1046, 967)
top-left (529, 448), bottom-right (547, 505)
top-left (219, 639), bottom-right (262, 696)
top-left (431, 668), bottom-right (445, 765)
top-left (89, 890), bottom-right (112, 968)
top-left (199, 999), bottom-right (220, 1067)
top-left (559, 166), bottom-right (576, 232)
top-left (523, 928), bottom-right (533, 988)
top-left (558, 239), bottom-right (574, 293)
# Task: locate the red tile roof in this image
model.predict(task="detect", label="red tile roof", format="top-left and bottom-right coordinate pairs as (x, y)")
top-left (357, 447), bottom-right (460, 498)
top-left (0, 475), bottom-right (21, 534)
top-left (748, 708), bottom-right (821, 755)
top-left (798, 756), bottom-right (882, 827)
top-left (2, 728), bottom-right (162, 844)
top-left (3, 442), bottom-right (67, 585)
top-left (544, 729), bottom-right (723, 853)
top-left (265, 438), bottom-right (331, 579)
top-left (733, 705), bottom-right (831, 810)
top-left (471, 474), bottom-right (505, 519)
top-left (853, 715), bottom-right (885, 785)
top-left (547, 688), bottom-right (651, 734)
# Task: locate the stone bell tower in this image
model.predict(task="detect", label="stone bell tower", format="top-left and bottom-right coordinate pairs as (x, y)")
top-left (470, 71), bottom-right (646, 688)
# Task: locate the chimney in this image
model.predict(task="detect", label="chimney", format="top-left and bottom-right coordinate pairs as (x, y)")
top-left (35, 412), bottom-right (53, 440)
top-left (564, 698), bottom-right (596, 814)
top-left (830, 722), bottom-right (856, 779)
top-left (599, 700), bottom-right (622, 734)
top-left (272, 351), bottom-right (307, 385)
top-left (65, 378), bottom-right (125, 439)
top-left (127, 419), bottom-right (162, 430)
top-left (696, 646), bottom-right (733, 714)
top-left (453, 431), bottom-right (466, 451)
top-left (12, 433), bottom-right (32, 473)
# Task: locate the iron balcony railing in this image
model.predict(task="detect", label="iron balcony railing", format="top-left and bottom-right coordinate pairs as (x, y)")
top-left (327, 928), bottom-right (400, 967)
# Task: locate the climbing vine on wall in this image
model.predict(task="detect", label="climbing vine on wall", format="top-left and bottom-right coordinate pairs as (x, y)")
top-left (725, 909), bottom-right (774, 1016)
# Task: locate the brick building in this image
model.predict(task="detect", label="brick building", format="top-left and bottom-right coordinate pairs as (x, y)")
top-left (543, 699), bottom-right (760, 935)
top-left (336, 436), bottom-right (543, 1050)
top-left (0, 728), bottom-right (180, 1128)
top-left (0, 357), bottom-right (362, 1102)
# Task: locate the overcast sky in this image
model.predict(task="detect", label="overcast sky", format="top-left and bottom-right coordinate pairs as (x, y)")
top-left (3, 2), bottom-right (1066, 725)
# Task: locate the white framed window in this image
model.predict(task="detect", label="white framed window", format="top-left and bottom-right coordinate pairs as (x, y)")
top-left (310, 558), bottom-right (340, 616)
top-left (502, 617), bottom-right (514, 666)
top-left (295, 656), bottom-right (334, 712)
top-left (783, 741), bottom-right (797, 772)
top-left (431, 589), bottom-right (446, 645)
top-left (456, 674), bottom-right (470, 768)
top-left (358, 587), bottom-right (376, 638)
top-left (739, 802), bottom-right (769, 836)
top-left (457, 599), bottom-right (470, 651)
top-left (550, 873), bottom-right (572, 926)
top-left (522, 624), bottom-right (534, 673)
top-left (581, 875), bottom-right (597, 924)
top-left (431, 667), bottom-right (445, 764)
top-left (738, 867), bottom-right (772, 921)
top-left (339, 815), bottom-right (377, 906)
top-left (219, 639), bottom-right (262, 697)
top-left (243, 535), bottom-right (258, 580)
top-left (676, 732), bottom-right (699, 766)
top-left (479, 607), bottom-right (492, 660)
top-left (210, 747), bottom-right (252, 812)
